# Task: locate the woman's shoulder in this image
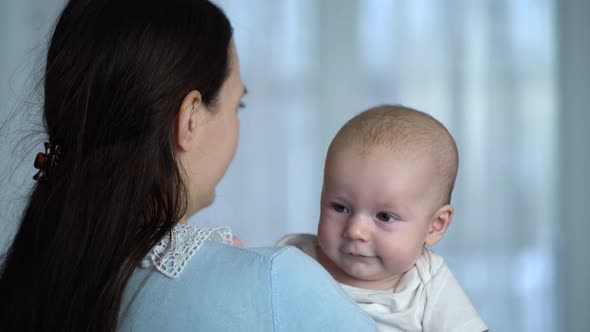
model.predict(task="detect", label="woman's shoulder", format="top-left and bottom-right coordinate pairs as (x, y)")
top-left (120, 238), bottom-right (377, 331)
top-left (136, 224), bottom-right (329, 281)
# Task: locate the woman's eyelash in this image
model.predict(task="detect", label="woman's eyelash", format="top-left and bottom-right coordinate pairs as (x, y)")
top-left (238, 87), bottom-right (248, 110)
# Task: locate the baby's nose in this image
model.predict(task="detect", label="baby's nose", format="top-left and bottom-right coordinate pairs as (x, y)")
top-left (343, 214), bottom-right (370, 242)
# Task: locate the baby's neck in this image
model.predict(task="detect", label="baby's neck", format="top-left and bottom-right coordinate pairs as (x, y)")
top-left (315, 245), bottom-right (403, 290)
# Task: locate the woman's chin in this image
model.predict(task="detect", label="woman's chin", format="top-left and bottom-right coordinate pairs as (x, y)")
top-left (194, 190), bottom-right (216, 212)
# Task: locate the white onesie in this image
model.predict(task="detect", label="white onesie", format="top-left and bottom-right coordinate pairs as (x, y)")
top-left (277, 234), bottom-right (488, 332)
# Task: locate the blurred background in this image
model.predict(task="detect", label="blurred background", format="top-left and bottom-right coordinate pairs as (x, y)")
top-left (1, 0), bottom-right (588, 331)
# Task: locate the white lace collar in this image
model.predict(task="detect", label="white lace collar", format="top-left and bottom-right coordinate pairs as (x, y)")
top-left (140, 223), bottom-right (233, 279)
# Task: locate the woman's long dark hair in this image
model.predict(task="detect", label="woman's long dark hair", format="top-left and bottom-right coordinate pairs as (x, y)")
top-left (0, 0), bottom-right (232, 331)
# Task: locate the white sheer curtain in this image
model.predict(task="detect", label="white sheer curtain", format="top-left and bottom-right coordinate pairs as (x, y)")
top-left (2, 0), bottom-right (583, 331)
top-left (0, 0), bottom-right (67, 251)
top-left (201, 1), bottom-right (557, 331)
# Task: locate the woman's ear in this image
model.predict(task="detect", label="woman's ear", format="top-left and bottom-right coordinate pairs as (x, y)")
top-left (425, 204), bottom-right (454, 246)
top-left (175, 90), bottom-right (202, 152)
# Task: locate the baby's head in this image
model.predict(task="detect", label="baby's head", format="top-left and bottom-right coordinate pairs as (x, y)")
top-left (316, 105), bottom-right (458, 289)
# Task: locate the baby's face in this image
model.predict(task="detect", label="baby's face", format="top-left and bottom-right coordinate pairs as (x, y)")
top-left (317, 147), bottom-right (441, 289)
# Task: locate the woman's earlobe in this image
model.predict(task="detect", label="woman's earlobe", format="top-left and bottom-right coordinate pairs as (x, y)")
top-left (176, 90), bottom-right (202, 151)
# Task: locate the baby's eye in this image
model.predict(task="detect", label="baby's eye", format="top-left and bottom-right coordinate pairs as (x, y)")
top-left (376, 212), bottom-right (397, 222)
top-left (332, 204), bottom-right (350, 214)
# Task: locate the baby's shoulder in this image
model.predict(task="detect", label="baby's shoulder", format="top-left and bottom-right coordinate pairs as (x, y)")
top-left (275, 233), bottom-right (319, 258)
top-left (275, 233), bottom-right (317, 247)
top-left (414, 248), bottom-right (449, 285)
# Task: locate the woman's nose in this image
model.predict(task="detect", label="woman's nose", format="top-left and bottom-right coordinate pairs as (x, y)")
top-left (343, 214), bottom-right (369, 242)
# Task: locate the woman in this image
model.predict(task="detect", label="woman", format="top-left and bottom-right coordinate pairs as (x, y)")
top-left (0, 0), bottom-right (377, 331)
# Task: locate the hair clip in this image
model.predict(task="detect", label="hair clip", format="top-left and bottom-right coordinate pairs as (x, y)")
top-left (33, 142), bottom-right (62, 182)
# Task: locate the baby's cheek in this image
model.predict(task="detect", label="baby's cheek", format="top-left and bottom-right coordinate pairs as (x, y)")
top-left (317, 220), bottom-right (330, 242)
top-left (381, 241), bottom-right (420, 273)
top-left (317, 224), bottom-right (338, 254)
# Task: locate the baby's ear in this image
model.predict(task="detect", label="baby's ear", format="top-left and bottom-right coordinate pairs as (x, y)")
top-left (425, 204), bottom-right (453, 246)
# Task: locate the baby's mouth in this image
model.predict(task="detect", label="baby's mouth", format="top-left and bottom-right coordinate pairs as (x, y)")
top-left (342, 250), bottom-right (372, 258)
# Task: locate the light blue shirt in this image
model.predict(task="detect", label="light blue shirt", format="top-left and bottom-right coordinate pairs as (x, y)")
top-left (119, 240), bottom-right (378, 331)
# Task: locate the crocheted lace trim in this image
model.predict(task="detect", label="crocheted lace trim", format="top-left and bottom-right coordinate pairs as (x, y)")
top-left (140, 223), bottom-right (233, 278)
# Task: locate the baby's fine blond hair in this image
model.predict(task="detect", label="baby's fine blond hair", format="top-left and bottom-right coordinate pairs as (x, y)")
top-left (328, 105), bottom-right (459, 206)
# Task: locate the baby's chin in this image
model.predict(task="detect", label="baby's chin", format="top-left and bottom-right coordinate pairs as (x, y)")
top-left (335, 261), bottom-right (406, 289)
top-left (344, 272), bottom-right (403, 290)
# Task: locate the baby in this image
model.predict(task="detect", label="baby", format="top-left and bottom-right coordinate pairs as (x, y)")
top-left (278, 105), bottom-right (487, 331)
